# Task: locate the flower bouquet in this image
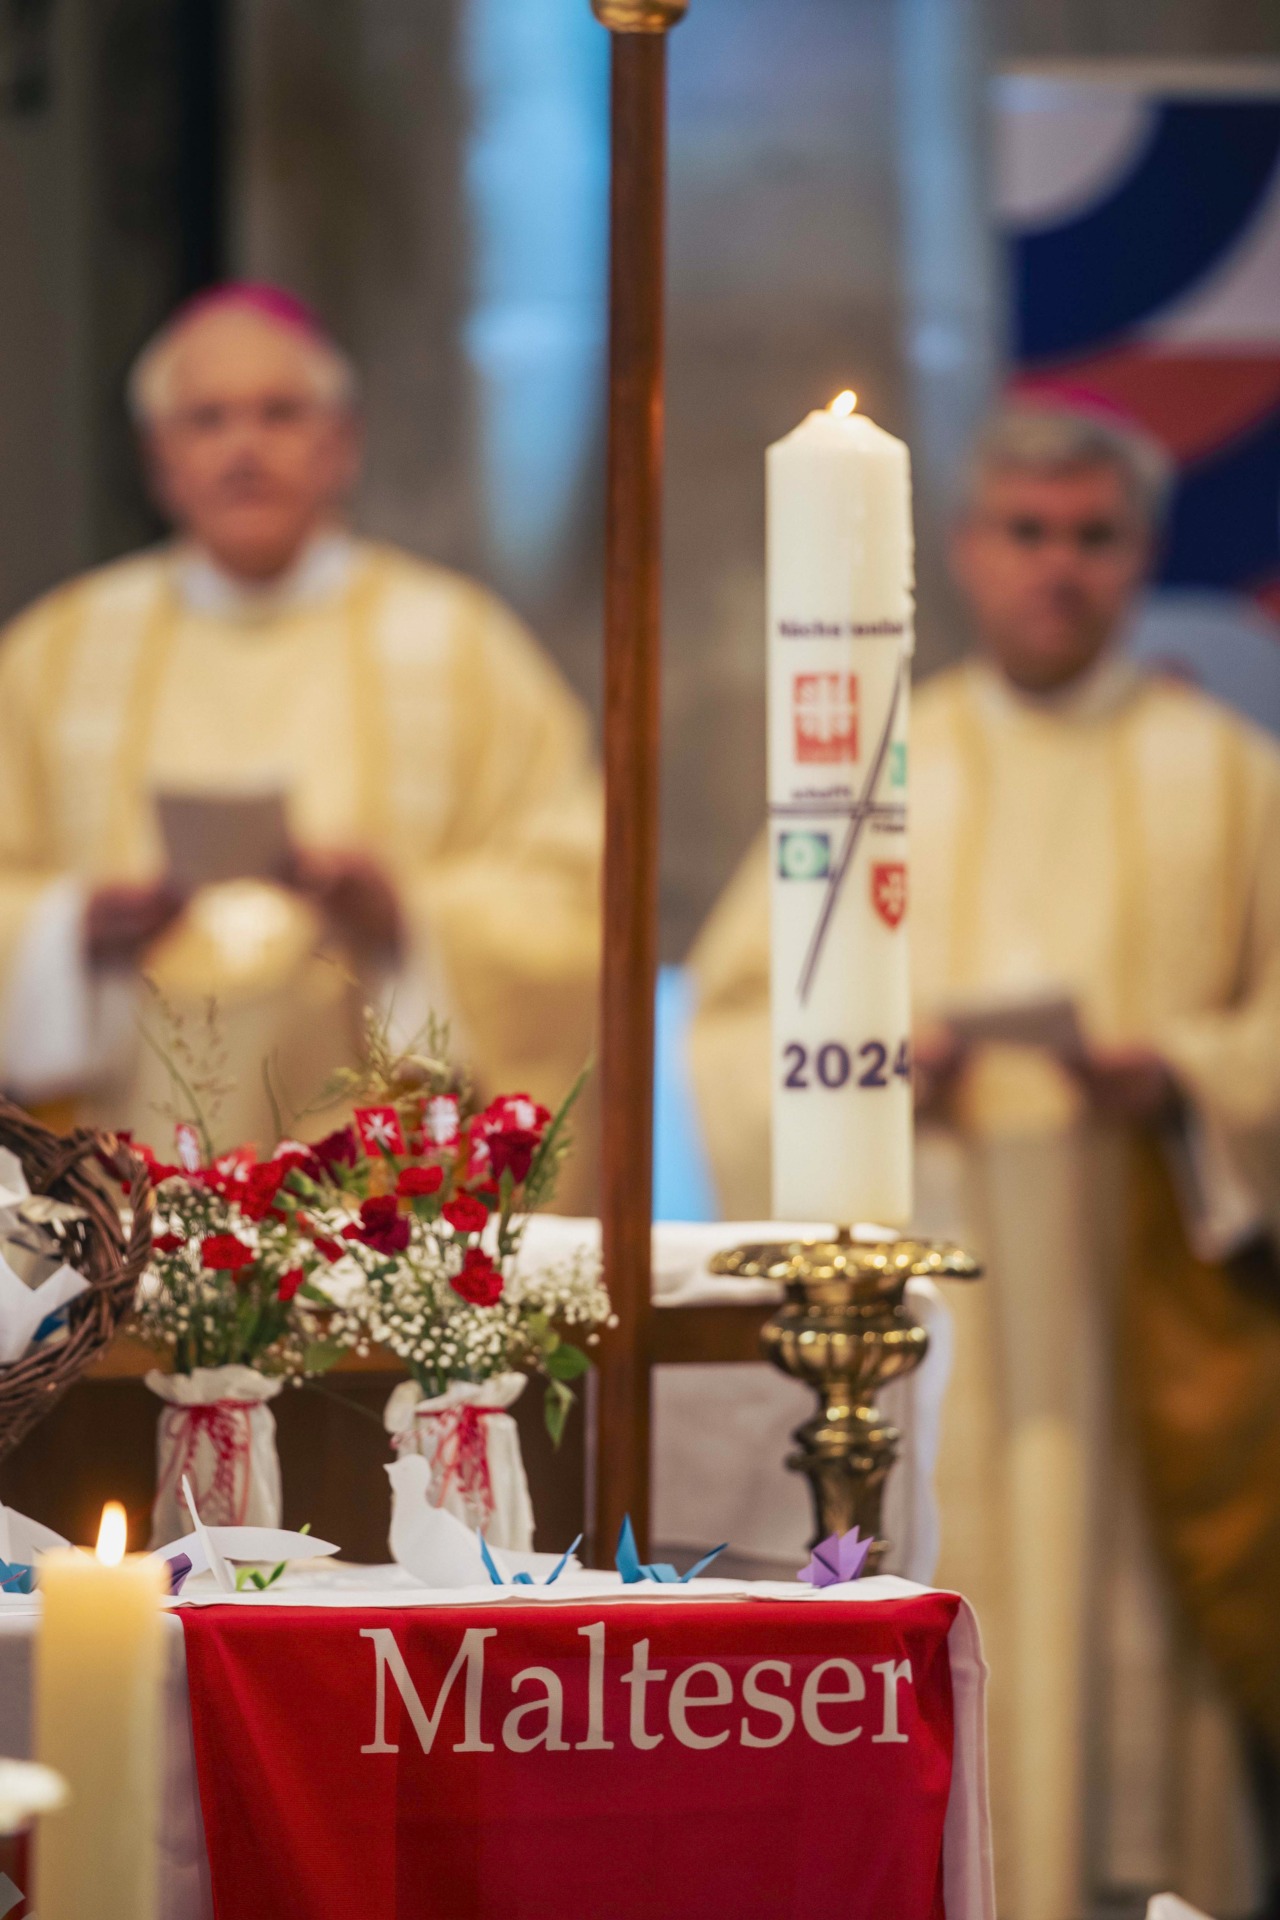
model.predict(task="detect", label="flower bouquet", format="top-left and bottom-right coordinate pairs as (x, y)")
top-left (131, 1000), bottom-right (366, 1542)
top-left (134, 1005), bottom-right (609, 1552)
top-left (299, 1016), bottom-right (611, 1551)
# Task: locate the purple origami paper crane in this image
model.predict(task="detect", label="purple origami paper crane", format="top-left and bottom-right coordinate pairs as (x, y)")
top-left (799, 1526), bottom-right (872, 1588)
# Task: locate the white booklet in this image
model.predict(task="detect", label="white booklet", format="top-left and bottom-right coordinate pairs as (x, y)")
top-left (155, 787), bottom-right (292, 891)
top-left (942, 986), bottom-right (1086, 1063)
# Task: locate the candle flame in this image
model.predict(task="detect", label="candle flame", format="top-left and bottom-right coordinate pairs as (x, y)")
top-left (829, 390), bottom-right (858, 418)
top-left (96, 1502), bottom-right (128, 1566)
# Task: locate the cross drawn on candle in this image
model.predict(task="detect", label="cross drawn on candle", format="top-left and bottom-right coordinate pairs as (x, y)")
top-left (782, 655), bottom-right (906, 1006)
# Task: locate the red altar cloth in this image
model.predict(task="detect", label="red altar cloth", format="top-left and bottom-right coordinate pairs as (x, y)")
top-left (182, 1590), bottom-right (963, 1920)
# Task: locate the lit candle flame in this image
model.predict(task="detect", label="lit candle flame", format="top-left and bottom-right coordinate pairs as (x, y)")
top-left (828, 390), bottom-right (858, 418)
top-left (96, 1502), bottom-right (128, 1566)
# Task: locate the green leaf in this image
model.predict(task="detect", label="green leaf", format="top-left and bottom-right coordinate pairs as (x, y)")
top-left (301, 1340), bottom-right (347, 1375)
top-left (544, 1376), bottom-right (576, 1446)
top-left (521, 1058), bottom-right (591, 1212)
top-left (544, 1341), bottom-right (589, 1382)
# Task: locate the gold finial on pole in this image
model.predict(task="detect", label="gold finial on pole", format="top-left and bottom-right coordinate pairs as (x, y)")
top-left (711, 1231), bottom-right (982, 1566)
top-left (592, 0), bottom-right (688, 31)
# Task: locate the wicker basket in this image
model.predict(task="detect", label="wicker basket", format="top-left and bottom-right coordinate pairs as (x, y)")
top-left (0, 1099), bottom-right (152, 1463)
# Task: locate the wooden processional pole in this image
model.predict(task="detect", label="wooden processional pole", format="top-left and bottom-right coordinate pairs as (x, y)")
top-left (591, 0), bottom-right (687, 1563)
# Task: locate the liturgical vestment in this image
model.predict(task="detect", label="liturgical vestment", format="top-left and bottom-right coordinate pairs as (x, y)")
top-left (0, 537), bottom-right (601, 1204)
top-left (690, 655), bottom-right (1280, 1919)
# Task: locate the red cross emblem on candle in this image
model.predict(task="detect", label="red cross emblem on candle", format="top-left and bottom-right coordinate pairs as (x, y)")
top-left (792, 672), bottom-right (859, 763)
top-left (871, 861), bottom-right (907, 929)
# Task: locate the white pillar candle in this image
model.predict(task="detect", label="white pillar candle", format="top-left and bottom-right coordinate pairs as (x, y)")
top-left (767, 392), bottom-right (914, 1227)
top-left (34, 1503), bottom-right (165, 1920)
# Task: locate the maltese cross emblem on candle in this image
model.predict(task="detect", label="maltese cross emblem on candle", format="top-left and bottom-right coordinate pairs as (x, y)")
top-left (871, 861), bottom-right (907, 930)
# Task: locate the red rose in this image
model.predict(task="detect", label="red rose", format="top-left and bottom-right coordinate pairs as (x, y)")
top-left (200, 1234), bottom-right (254, 1273)
top-left (475, 1095), bottom-right (550, 1187)
top-left (449, 1247), bottom-right (504, 1307)
top-left (486, 1129), bottom-right (539, 1185)
top-left (152, 1232), bottom-right (185, 1255)
top-left (343, 1194), bottom-right (411, 1256)
top-left (314, 1126), bottom-right (358, 1171)
top-left (277, 1267), bottom-right (305, 1302)
top-left (397, 1165), bottom-right (443, 1198)
top-left (443, 1193), bottom-right (488, 1235)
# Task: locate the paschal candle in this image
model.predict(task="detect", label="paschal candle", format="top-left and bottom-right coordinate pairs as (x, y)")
top-left (767, 392), bottom-right (914, 1226)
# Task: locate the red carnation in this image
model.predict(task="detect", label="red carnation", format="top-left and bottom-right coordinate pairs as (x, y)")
top-left (272, 1145), bottom-right (324, 1185)
top-left (152, 1232), bottom-right (185, 1255)
top-left (397, 1164), bottom-right (443, 1198)
top-left (277, 1267), bottom-right (305, 1303)
top-left (484, 1094), bottom-right (551, 1136)
top-left (450, 1247), bottom-right (504, 1307)
top-left (239, 1160), bottom-right (288, 1221)
top-left (343, 1194), bottom-right (410, 1256)
top-left (200, 1234), bottom-right (254, 1273)
top-left (443, 1193), bottom-right (488, 1235)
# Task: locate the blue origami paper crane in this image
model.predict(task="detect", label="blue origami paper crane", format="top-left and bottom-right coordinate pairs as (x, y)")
top-left (478, 1534), bottom-right (583, 1588)
top-left (615, 1515), bottom-right (726, 1585)
top-left (0, 1558), bottom-right (35, 1595)
top-left (799, 1527), bottom-right (872, 1588)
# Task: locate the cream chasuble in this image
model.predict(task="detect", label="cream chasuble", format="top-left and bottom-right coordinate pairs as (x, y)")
top-left (690, 656), bottom-right (1280, 1919)
top-left (0, 540), bottom-right (602, 1207)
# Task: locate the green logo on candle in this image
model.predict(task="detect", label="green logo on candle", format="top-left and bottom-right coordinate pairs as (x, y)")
top-left (778, 831), bottom-right (831, 881)
top-left (889, 740), bottom-right (907, 788)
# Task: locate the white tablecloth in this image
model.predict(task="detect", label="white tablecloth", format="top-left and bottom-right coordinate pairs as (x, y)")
top-left (0, 1571), bottom-right (993, 1920)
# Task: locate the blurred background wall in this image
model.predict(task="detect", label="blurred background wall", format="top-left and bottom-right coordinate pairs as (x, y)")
top-left (0, 0), bottom-right (1278, 964)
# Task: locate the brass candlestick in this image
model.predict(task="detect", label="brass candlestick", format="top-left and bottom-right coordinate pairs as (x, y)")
top-left (709, 1229), bottom-right (981, 1568)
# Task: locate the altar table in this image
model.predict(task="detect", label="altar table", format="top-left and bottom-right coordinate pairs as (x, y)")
top-left (0, 1573), bottom-right (993, 1920)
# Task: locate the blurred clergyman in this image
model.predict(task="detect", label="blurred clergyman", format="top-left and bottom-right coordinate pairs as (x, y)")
top-left (0, 285), bottom-right (601, 1199)
top-left (690, 404), bottom-right (1280, 1919)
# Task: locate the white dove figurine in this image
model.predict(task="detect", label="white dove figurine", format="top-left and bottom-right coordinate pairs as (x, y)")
top-left (386, 1456), bottom-right (489, 1587)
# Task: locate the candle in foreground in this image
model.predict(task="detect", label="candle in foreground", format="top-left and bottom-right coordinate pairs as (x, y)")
top-left (35, 1502), bottom-right (166, 1920)
top-left (767, 391), bottom-right (914, 1226)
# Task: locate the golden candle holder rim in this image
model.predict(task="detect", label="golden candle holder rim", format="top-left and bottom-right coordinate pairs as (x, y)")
top-left (591, 0), bottom-right (689, 30)
top-left (708, 1230), bottom-right (982, 1292)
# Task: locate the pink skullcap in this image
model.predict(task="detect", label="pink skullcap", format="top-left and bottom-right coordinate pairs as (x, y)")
top-left (1008, 373), bottom-right (1147, 434)
top-left (168, 280), bottom-right (331, 344)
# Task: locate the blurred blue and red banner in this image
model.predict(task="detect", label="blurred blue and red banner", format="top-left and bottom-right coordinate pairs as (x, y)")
top-left (997, 71), bottom-right (1280, 714)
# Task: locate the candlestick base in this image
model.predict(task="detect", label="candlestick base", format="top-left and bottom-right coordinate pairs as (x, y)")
top-left (708, 1228), bottom-right (981, 1569)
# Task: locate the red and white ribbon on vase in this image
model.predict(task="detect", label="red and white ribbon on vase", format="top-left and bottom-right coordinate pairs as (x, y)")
top-left (145, 1365), bottom-right (284, 1548)
top-left (412, 1403), bottom-right (498, 1531)
top-left (154, 1400), bottom-right (258, 1529)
